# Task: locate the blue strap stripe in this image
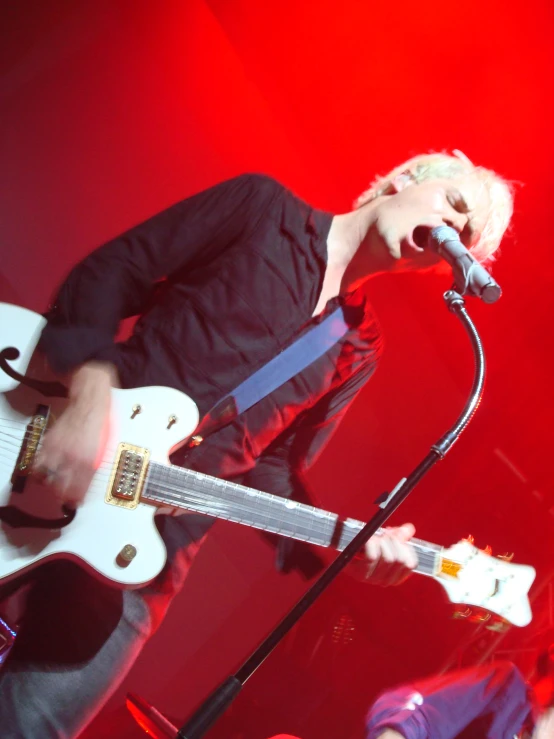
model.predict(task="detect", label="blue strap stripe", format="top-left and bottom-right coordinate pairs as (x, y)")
top-left (195, 305), bottom-right (349, 439)
top-left (232, 305), bottom-right (349, 415)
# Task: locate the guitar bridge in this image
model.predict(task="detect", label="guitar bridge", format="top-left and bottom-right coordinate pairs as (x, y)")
top-left (11, 404), bottom-right (50, 493)
top-left (105, 443), bottom-right (150, 509)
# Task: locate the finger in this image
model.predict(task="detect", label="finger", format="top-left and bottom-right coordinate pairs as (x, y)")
top-left (55, 464), bottom-right (91, 505)
top-left (365, 536), bottom-right (381, 564)
top-left (395, 542), bottom-right (418, 570)
top-left (366, 530), bottom-right (406, 564)
top-left (34, 445), bottom-right (58, 473)
top-left (386, 523), bottom-right (416, 542)
top-left (52, 473), bottom-right (82, 506)
top-left (33, 460), bottom-right (62, 485)
top-left (380, 529), bottom-right (417, 570)
top-left (375, 533), bottom-right (398, 564)
top-left (389, 525), bottom-right (418, 569)
top-left (391, 535), bottom-right (418, 570)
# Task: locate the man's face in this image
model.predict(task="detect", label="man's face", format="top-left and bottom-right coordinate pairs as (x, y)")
top-left (368, 173), bottom-right (491, 271)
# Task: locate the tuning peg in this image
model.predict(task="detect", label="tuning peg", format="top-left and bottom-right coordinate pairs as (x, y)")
top-left (486, 619), bottom-right (510, 633)
top-left (453, 607), bottom-right (472, 620)
top-left (463, 534), bottom-right (475, 545)
top-left (483, 545), bottom-right (492, 556)
top-left (468, 611), bottom-right (491, 624)
top-left (498, 552), bottom-right (514, 562)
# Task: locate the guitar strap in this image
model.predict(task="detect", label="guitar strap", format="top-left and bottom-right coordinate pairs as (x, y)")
top-left (191, 305), bottom-right (349, 443)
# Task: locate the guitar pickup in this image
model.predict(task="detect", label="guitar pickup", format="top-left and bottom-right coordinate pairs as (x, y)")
top-left (106, 443), bottom-right (150, 510)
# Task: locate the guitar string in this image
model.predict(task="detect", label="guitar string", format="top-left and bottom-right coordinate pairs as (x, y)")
top-left (0, 449), bottom-right (438, 567)
top-left (0, 436), bottom-right (414, 550)
top-left (0, 445), bottom-right (441, 566)
top-left (0, 470), bottom-right (454, 569)
top-left (146, 481), bottom-right (427, 559)
top-left (0, 423), bottom-right (463, 568)
top-left (146, 474), bottom-right (444, 568)
top-left (0, 448), bottom-right (388, 547)
top-left (147, 479), bottom-right (335, 537)
top-left (0, 428), bottom-right (120, 456)
top-left (0, 423), bottom-right (453, 555)
top-left (0, 403), bottom-right (452, 565)
top-left (151, 466), bottom-right (364, 537)
top-left (0, 399), bottom-right (520, 581)
top-left (0, 456), bottom-right (440, 569)
top-left (147, 483), bottom-right (334, 535)
top-left (0, 435), bottom-right (340, 533)
top-left (148, 464), bottom-right (418, 542)
top-left (0, 429), bottom-right (410, 540)
top-left (0, 425), bottom-right (348, 536)
top-left (0, 425), bottom-right (119, 460)
top-left (144, 470), bottom-right (441, 566)
top-left (0, 422), bottom-right (501, 562)
top-left (146, 479), bottom-right (441, 570)
top-left (0, 438), bottom-right (129, 467)
top-left (0, 435), bottom-right (448, 562)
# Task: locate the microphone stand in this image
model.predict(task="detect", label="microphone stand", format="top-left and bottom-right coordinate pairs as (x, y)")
top-left (176, 289), bottom-right (486, 739)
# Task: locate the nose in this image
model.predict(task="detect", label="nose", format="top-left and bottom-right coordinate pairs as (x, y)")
top-left (444, 209), bottom-right (469, 235)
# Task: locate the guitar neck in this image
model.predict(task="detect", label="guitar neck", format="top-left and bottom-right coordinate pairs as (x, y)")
top-left (143, 462), bottom-right (441, 576)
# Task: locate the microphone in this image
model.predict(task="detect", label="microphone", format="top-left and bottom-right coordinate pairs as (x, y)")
top-left (427, 225), bottom-right (502, 304)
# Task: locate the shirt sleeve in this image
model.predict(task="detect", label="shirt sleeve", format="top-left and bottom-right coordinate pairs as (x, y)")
top-left (365, 662), bottom-right (533, 739)
top-left (39, 173), bottom-right (280, 375)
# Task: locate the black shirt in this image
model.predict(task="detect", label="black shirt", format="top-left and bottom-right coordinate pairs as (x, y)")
top-left (40, 174), bottom-right (383, 498)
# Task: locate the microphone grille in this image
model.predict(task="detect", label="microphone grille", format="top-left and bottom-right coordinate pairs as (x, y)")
top-left (430, 225), bottom-right (460, 245)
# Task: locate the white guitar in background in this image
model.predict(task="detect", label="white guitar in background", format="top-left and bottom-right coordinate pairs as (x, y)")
top-left (0, 303), bottom-right (536, 629)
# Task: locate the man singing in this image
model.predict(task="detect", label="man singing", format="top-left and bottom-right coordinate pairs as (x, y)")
top-left (0, 151), bottom-right (513, 738)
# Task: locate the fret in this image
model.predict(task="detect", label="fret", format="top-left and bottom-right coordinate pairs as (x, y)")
top-left (144, 463), bottom-right (338, 547)
top-left (142, 462), bottom-right (442, 574)
top-left (410, 538), bottom-right (441, 576)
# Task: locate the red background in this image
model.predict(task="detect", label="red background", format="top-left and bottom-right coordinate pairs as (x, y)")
top-left (1, 1), bottom-right (553, 737)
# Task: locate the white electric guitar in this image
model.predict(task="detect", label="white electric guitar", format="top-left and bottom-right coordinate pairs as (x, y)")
top-left (0, 303), bottom-right (536, 628)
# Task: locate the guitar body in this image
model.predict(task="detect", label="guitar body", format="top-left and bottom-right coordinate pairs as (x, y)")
top-left (0, 302), bottom-right (198, 588)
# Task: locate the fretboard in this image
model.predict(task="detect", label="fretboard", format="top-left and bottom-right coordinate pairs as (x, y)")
top-left (143, 462), bottom-right (441, 576)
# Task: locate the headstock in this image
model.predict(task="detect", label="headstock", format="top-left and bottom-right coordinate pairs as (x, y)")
top-left (434, 537), bottom-right (536, 628)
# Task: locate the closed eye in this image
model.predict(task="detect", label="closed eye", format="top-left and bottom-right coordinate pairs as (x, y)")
top-left (447, 189), bottom-right (470, 214)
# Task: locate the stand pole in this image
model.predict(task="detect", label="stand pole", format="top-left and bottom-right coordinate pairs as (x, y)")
top-left (177, 290), bottom-right (487, 739)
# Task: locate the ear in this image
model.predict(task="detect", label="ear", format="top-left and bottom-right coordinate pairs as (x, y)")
top-left (389, 172), bottom-right (415, 193)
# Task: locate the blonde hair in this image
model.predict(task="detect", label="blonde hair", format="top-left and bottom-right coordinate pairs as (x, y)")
top-left (354, 151), bottom-right (514, 265)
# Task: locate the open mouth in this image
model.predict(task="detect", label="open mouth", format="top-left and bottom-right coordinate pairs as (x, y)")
top-left (412, 226), bottom-right (430, 249)
top-left (400, 228), bottom-right (427, 258)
